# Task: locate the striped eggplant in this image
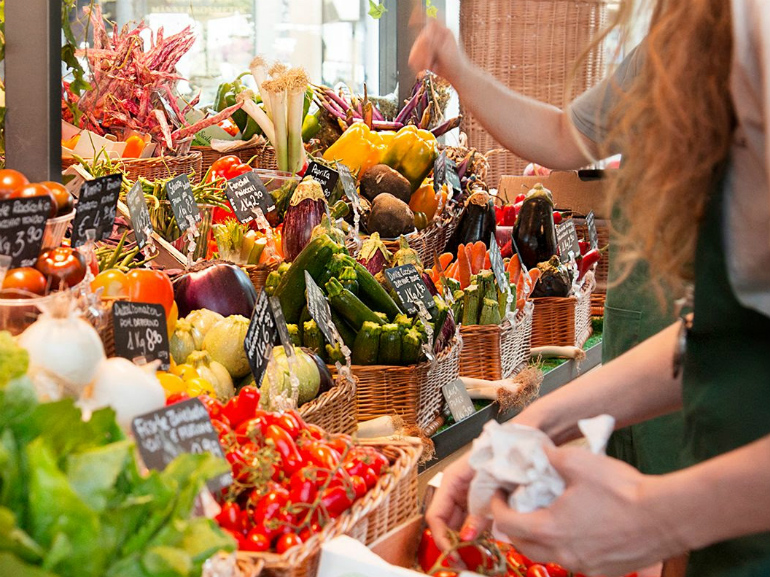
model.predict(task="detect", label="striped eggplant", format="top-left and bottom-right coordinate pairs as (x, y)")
top-left (283, 178), bottom-right (327, 261)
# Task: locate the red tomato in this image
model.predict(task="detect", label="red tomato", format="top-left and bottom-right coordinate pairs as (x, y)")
top-left (252, 487), bottom-right (290, 540)
top-left (210, 155), bottom-right (241, 176)
top-left (265, 424), bottom-right (303, 476)
top-left (433, 571), bottom-right (458, 577)
top-left (41, 181), bottom-right (74, 216)
top-left (526, 565), bottom-right (550, 577)
top-left (0, 169), bottom-right (29, 199)
top-left (349, 475), bottom-right (367, 499)
top-left (327, 434), bottom-right (353, 456)
top-left (298, 522), bottom-right (322, 542)
top-left (90, 269), bottom-right (129, 298)
top-left (320, 485), bottom-right (353, 518)
top-left (242, 529), bottom-right (271, 552)
top-left (165, 392), bottom-right (190, 405)
top-left (553, 211), bottom-right (563, 225)
top-left (224, 394), bottom-right (261, 430)
top-left (215, 501), bottom-right (242, 531)
top-left (348, 446), bottom-right (389, 476)
top-left (456, 543), bottom-right (498, 574)
top-left (275, 532), bottom-right (303, 554)
top-left (126, 269), bottom-right (174, 316)
top-left (227, 163), bottom-right (252, 179)
top-left (35, 247), bottom-right (87, 288)
top-left (303, 423), bottom-right (325, 440)
top-left (198, 394), bottom-right (229, 424)
top-left (289, 468), bottom-right (318, 504)
top-left (301, 441), bottom-right (341, 470)
top-left (507, 548), bottom-right (533, 570)
top-left (544, 563), bottom-right (568, 577)
top-left (418, 528), bottom-right (444, 573)
top-left (9, 183), bottom-right (57, 218)
top-left (2, 267), bottom-right (47, 295)
top-left (362, 466), bottom-right (379, 489)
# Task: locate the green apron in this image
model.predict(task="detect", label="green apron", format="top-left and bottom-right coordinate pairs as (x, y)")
top-left (603, 216), bottom-right (683, 475)
top-left (681, 173), bottom-right (770, 576)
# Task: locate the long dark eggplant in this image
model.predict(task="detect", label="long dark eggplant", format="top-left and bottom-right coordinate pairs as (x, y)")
top-left (283, 178), bottom-right (327, 261)
top-left (444, 190), bottom-right (497, 256)
top-left (511, 184), bottom-right (558, 270)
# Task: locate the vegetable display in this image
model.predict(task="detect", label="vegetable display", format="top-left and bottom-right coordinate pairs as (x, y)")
top-left (445, 190), bottom-right (497, 256)
top-left (511, 184), bottom-right (558, 270)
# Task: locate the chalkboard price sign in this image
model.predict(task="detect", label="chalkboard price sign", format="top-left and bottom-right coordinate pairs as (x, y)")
top-left (433, 151), bottom-right (447, 193)
top-left (336, 162), bottom-right (360, 205)
top-left (97, 173), bottom-right (123, 239)
top-left (445, 157), bottom-right (462, 197)
top-left (306, 161), bottom-right (339, 199)
top-left (126, 181), bottom-right (153, 249)
top-left (132, 398), bottom-right (232, 492)
top-left (384, 264), bottom-right (435, 316)
top-left (244, 289), bottom-right (279, 385)
top-left (489, 235), bottom-right (511, 299)
top-left (585, 211), bottom-right (599, 250)
top-left (305, 272), bottom-right (339, 346)
top-left (225, 171), bottom-right (275, 223)
top-left (442, 379), bottom-right (475, 423)
top-left (71, 178), bottom-right (104, 247)
top-left (164, 174), bottom-right (200, 232)
top-left (556, 220), bottom-right (580, 264)
top-left (0, 197), bottom-right (51, 267)
top-left (112, 301), bottom-right (170, 370)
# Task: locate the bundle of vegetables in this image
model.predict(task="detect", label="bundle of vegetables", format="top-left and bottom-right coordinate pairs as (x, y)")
top-left (68, 6), bottom-right (244, 153)
top-left (197, 385), bottom-right (390, 554)
top-left (212, 218), bottom-right (283, 266)
top-left (94, 228), bottom-right (158, 272)
top-left (266, 234), bottom-right (454, 365)
top-left (0, 339), bottom-right (235, 577)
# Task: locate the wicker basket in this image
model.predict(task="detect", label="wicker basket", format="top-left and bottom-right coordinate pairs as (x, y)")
top-left (193, 143), bottom-right (278, 174)
top-left (530, 273), bottom-right (595, 348)
top-left (459, 0), bottom-right (609, 184)
top-left (237, 438), bottom-right (422, 577)
top-left (459, 302), bottom-right (534, 380)
top-left (62, 151), bottom-right (203, 182)
top-left (243, 261), bottom-right (281, 293)
top-left (95, 295), bottom-right (127, 358)
top-left (591, 292), bottom-right (606, 317)
top-left (298, 374), bottom-right (358, 436)
top-left (332, 336), bottom-right (462, 432)
top-left (573, 216), bottom-right (610, 293)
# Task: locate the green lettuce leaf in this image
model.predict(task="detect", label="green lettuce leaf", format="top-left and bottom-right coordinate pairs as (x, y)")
top-left (0, 552), bottom-right (60, 577)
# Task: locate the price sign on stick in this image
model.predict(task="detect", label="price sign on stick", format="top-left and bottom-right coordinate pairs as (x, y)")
top-left (384, 264), bottom-right (435, 316)
top-left (0, 197), bottom-right (51, 267)
top-left (112, 301), bottom-right (170, 370)
top-left (442, 378), bottom-right (476, 423)
top-left (97, 173), bottom-right (123, 239)
top-left (164, 174), bottom-right (200, 232)
top-left (336, 163), bottom-right (360, 205)
top-left (132, 398), bottom-right (232, 492)
top-left (556, 220), bottom-right (581, 264)
top-left (225, 171), bottom-right (275, 223)
top-left (71, 178), bottom-right (104, 247)
top-left (445, 157), bottom-right (462, 198)
top-left (489, 235), bottom-right (513, 314)
top-left (126, 181), bottom-right (153, 249)
top-left (306, 161), bottom-right (339, 199)
top-left (244, 289), bottom-right (279, 386)
top-left (434, 151), bottom-right (447, 193)
top-left (305, 271), bottom-right (350, 362)
top-left (585, 211), bottom-right (599, 250)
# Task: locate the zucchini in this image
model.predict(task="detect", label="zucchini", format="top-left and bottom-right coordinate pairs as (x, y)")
top-left (287, 324), bottom-right (302, 347)
top-left (462, 284), bottom-right (481, 326)
top-left (452, 289), bottom-right (465, 322)
top-left (331, 310), bottom-right (357, 349)
top-left (395, 313), bottom-right (413, 334)
top-left (330, 199), bottom-right (350, 219)
top-left (431, 296), bottom-right (449, 347)
top-left (326, 277), bottom-right (385, 331)
top-left (329, 253), bottom-right (358, 279)
top-left (401, 328), bottom-right (423, 365)
top-left (378, 323), bottom-right (402, 365)
top-left (299, 305), bottom-right (311, 329)
top-left (326, 343), bottom-right (346, 364)
top-left (303, 320), bottom-right (325, 357)
top-left (444, 277), bottom-right (461, 294)
top-left (374, 311), bottom-right (389, 323)
top-left (352, 321), bottom-right (381, 365)
top-left (339, 266), bottom-right (359, 296)
top-left (265, 270), bottom-right (282, 297)
top-left (276, 234), bottom-right (343, 323)
top-left (480, 297), bottom-right (502, 326)
top-left (354, 262), bottom-right (403, 319)
top-left (479, 270), bottom-right (496, 301)
top-left (277, 261), bottom-right (291, 275)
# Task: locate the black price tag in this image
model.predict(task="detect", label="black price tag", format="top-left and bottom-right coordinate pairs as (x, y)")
top-left (433, 151), bottom-right (447, 193)
top-left (0, 197), bottom-right (50, 267)
top-left (442, 379), bottom-right (475, 423)
top-left (489, 235), bottom-right (510, 297)
top-left (305, 272), bottom-right (339, 346)
top-left (126, 181), bottom-right (153, 249)
top-left (586, 211), bottom-right (599, 250)
top-left (131, 398), bottom-right (232, 492)
top-left (244, 289), bottom-right (279, 385)
top-left (445, 157), bottom-right (462, 197)
top-left (306, 161), bottom-right (339, 199)
top-left (111, 301), bottom-right (170, 370)
top-left (384, 264), bottom-right (435, 316)
top-left (556, 220), bottom-right (581, 263)
top-left (225, 171), bottom-right (275, 223)
top-left (164, 174), bottom-right (200, 232)
top-left (71, 178), bottom-right (104, 247)
top-left (97, 173), bottom-right (123, 239)
top-left (336, 162), bottom-right (360, 205)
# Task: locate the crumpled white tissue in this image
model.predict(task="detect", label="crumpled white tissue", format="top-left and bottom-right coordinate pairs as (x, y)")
top-left (467, 414), bottom-right (615, 516)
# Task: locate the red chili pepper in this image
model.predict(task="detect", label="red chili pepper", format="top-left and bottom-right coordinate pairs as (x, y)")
top-left (495, 205), bottom-right (505, 225)
top-left (577, 247), bottom-right (601, 281)
top-left (502, 204), bottom-right (517, 226)
top-left (553, 211), bottom-right (563, 224)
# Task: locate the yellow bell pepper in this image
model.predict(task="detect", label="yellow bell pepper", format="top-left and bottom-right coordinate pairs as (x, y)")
top-left (382, 125), bottom-right (438, 192)
top-left (323, 122), bottom-right (386, 177)
top-left (409, 179), bottom-right (448, 221)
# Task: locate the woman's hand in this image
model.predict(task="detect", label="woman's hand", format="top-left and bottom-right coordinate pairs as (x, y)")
top-left (490, 446), bottom-right (685, 576)
top-left (425, 453), bottom-right (490, 551)
top-left (408, 19), bottom-right (468, 84)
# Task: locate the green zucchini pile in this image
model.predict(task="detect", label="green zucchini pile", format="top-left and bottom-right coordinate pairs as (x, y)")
top-left (265, 234), bottom-right (453, 366)
top-left (451, 270), bottom-right (515, 327)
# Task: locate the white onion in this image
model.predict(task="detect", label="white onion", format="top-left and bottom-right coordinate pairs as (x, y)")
top-left (81, 357), bottom-right (165, 430)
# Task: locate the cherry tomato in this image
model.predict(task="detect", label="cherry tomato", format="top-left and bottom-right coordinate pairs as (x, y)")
top-left (90, 269), bottom-right (129, 298)
top-left (544, 563), bottom-right (568, 577)
top-left (418, 528), bottom-right (444, 573)
top-left (165, 391), bottom-right (190, 405)
top-left (457, 543), bottom-right (498, 574)
top-left (348, 446), bottom-right (389, 476)
top-left (35, 247), bottom-right (87, 288)
top-left (327, 434), bottom-right (353, 456)
top-left (274, 411), bottom-right (304, 439)
top-left (223, 394), bottom-right (256, 429)
top-left (265, 424), bottom-right (304, 475)
top-left (41, 181), bottom-right (74, 216)
top-left (253, 487), bottom-right (290, 540)
top-left (215, 501), bottom-right (242, 531)
top-left (298, 522), bottom-right (322, 542)
top-left (349, 475), bottom-right (367, 499)
top-left (242, 529), bottom-right (271, 552)
top-left (303, 423), bottom-right (325, 440)
top-left (362, 466), bottom-right (379, 489)
top-left (238, 385), bottom-right (261, 417)
top-left (2, 267), bottom-right (47, 295)
top-left (320, 485), bottom-right (353, 518)
top-left (234, 413), bottom-right (270, 442)
top-left (507, 548), bottom-right (533, 570)
top-left (126, 269), bottom-right (174, 316)
top-left (0, 169), bottom-right (29, 199)
top-left (433, 571), bottom-right (458, 577)
top-left (9, 183), bottom-right (57, 218)
top-left (526, 564), bottom-right (550, 577)
top-left (289, 468), bottom-right (319, 504)
top-left (301, 441), bottom-right (341, 470)
top-left (275, 532), bottom-right (303, 554)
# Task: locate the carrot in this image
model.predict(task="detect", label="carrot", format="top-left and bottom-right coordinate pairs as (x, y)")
top-left (457, 244), bottom-right (472, 289)
top-left (519, 268), bottom-right (541, 299)
top-left (483, 251), bottom-right (491, 270)
top-left (446, 261), bottom-right (459, 280)
top-left (470, 241), bottom-right (486, 274)
top-left (439, 252), bottom-right (453, 270)
top-left (507, 254), bottom-right (521, 284)
top-left (429, 268), bottom-right (440, 285)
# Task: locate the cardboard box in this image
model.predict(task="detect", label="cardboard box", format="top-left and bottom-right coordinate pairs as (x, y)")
top-left (498, 169), bottom-right (607, 218)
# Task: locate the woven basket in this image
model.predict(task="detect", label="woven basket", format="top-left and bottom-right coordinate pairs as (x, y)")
top-left (573, 216), bottom-right (610, 293)
top-left (243, 261), bottom-right (281, 293)
top-left (459, 302), bottom-right (534, 380)
top-left (298, 374), bottom-right (358, 436)
top-left (63, 152), bottom-right (204, 182)
top-left (591, 292), bottom-right (606, 317)
top-left (96, 295), bottom-right (127, 358)
top-left (237, 438), bottom-right (422, 577)
top-left (193, 143), bottom-right (278, 175)
top-left (530, 273), bottom-right (595, 348)
top-left (332, 336), bottom-right (462, 432)
top-left (459, 0), bottom-right (609, 185)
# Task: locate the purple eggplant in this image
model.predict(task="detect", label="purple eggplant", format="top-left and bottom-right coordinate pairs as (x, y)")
top-left (356, 232), bottom-right (392, 275)
top-left (174, 261), bottom-right (257, 318)
top-left (283, 178), bottom-right (328, 262)
top-left (421, 272), bottom-right (439, 296)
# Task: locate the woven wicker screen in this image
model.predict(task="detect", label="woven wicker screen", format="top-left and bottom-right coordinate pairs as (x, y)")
top-left (459, 0), bottom-right (609, 186)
